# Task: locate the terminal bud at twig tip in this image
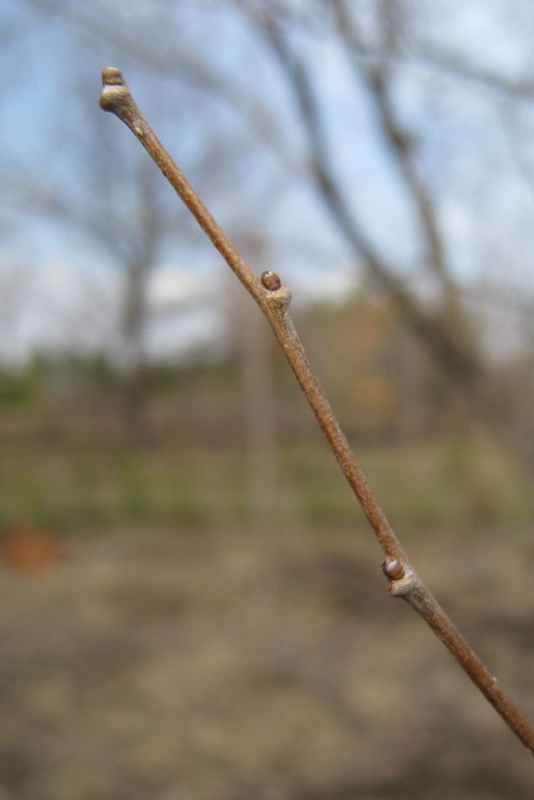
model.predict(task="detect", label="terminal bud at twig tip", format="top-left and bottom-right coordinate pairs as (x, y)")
top-left (381, 557), bottom-right (405, 581)
top-left (261, 271), bottom-right (282, 291)
top-left (99, 67), bottom-right (135, 117)
top-left (102, 66), bottom-right (124, 86)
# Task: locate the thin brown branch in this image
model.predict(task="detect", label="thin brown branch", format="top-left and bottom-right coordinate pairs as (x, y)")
top-left (99, 66), bottom-right (534, 756)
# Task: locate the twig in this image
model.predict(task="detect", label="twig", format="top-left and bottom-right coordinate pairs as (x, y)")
top-left (99, 67), bottom-right (534, 755)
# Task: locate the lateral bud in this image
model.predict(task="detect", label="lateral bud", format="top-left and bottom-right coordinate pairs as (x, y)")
top-left (381, 557), bottom-right (405, 581)
top-left (261, 271), bottom-right (282, 291)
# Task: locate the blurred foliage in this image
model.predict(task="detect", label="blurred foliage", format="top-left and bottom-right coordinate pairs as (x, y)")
top-left (0, 293), bottom-right (531, 536)
top-left (0, 437), bottom-right (530, 537)
top-left (0, 372), bottom-right (35, 407)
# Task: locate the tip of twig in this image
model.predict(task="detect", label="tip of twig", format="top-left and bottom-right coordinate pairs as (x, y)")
top-left (99, 67), bottom-right (133, 115)
top-left (101, 66), bottom-right (124, 86)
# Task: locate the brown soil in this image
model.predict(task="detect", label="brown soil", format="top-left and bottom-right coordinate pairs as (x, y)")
top-left (0, 523), bottom-right (533, 799)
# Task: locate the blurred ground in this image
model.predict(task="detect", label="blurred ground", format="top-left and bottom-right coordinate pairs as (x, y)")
top-left (0, 511), bottom-right (533, 799)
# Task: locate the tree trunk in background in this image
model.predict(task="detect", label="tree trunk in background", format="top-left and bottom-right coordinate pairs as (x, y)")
top-left (120, 258), bottom-right (150, 445)
top-left (119, 163), bottom-right (161, 445)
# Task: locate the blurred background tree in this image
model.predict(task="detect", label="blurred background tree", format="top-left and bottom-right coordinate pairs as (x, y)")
top-left (1, 3), bottom-right (534, 798)
top-left (1, 0), bottom-right (534, 522)
top-left (0, 0), bottom-right (533, 474)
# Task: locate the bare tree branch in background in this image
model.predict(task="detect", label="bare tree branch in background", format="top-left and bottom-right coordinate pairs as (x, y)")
top-left (0, 83), bottom-right (189, 440)
top-left (4, 0), bottom-right (534, 473)
top-left (235, 0), bottom-right (534, 477)
top-left (248, 4), bottom-right (483, 376)
top-left (337, 1), bottom-right (453, 297)
top-left (17, 0), bottom-right (295, 170)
